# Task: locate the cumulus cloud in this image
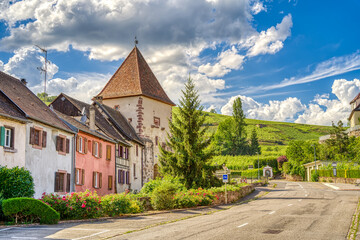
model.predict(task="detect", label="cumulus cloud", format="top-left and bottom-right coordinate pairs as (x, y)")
top-left (251, 1), bottom-right (266, 15)
top-left (242, 14), bottom-right (292, 57)
top-left (0, 60), bottom-right (4, 71)
top-left (221, 94), bottom-right (304, 122)
top-left (221, 78), bottom-right (360, 126)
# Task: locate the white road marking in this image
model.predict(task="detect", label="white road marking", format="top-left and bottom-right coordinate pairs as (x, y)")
top-left (269, 211), bottom-right (276, 215)
top-left (72, 230), bottom-right (110, 240)
top-left (323, 183), bottom-right (340, 190)
top-left (0, 228), bottom-right (12, 232)
top-left (237, 223), bottom-right (248, 228)
top-left (11, 238), bottom-right (37, 239)
top-left (288, 204), bottom-right (293, 206)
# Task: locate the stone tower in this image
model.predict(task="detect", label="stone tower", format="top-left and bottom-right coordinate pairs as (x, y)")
top-left (95, 46), bottom-right (175, 182)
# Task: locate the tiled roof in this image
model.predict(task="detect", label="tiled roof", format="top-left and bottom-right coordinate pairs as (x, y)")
top-left (51, 93), bottom-right (128, 144)
top-left (0, 71), bottom-right (73, 132)
top-left (54, 110), bottom-right (116, 143)
top-left (0, 90), bottom-right (27, 121)
top-left (350, 93), bottom-right (360, 104)
top-left (95, 101), bottom-right (143, 145)
top-left (95, 46), bottom-right (175, 106)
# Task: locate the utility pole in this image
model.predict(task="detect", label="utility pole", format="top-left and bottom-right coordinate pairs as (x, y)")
top-left (35, 45), bottom-right (48, 102)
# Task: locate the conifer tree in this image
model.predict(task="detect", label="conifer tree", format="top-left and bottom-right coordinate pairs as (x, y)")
top-left (249, 128), bottom-right (261, 155)
top-left (232, 97), bottom-right (248, 155)
top-left (159, 78), bottom-right (217, 188)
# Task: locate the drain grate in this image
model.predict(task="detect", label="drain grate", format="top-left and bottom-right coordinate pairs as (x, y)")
top-left (263, 229), bottom-right (283, 234)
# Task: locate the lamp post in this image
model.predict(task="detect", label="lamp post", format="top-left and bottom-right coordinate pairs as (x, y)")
top-left (256, 152), bottom-right (260, 180)
top-left (311, 144), bottom-right (317, 174)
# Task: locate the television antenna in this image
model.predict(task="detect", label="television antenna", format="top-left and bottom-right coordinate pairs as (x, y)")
top-left (35, 45), bottom-right (49, 101)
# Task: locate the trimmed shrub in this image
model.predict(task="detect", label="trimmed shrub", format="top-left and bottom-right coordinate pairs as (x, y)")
top-left (2, 198), bottom-right (59, 224)
top-left (211, 155), bottom-right (278, 171)
top-left (141, 177), bottom-right (186, 195)
top-left (41, 190), bottom-right (101, 219)
top-left (101, 193), bottom-right (143, 216)
top-left (174, 188), bottom-right (215, 208)
top-left (0, 166), bottom-right (34, 199)
top-left (151, 182), bottom-right (178, 210)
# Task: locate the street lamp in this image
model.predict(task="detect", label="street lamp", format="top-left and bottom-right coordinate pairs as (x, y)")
top-left (256, 152), bottom-right (260, 180)
top-left (311, 144), bottom-right (317, 174)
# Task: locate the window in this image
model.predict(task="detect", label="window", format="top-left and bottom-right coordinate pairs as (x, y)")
top-left (29, 127), bottom-right (47, 149)
top-left (108, 175), bottom-right (113, 190)
top-left (118, 170), bottom-right (127, 184)
top-left (155, 136), bottom-right (158, 146)
top-left (93, 172), bottom-right (102, 188)
top-left (136, 145), bottom-right (138, 156)
top-left (125, 171), bottom-right (130, 184)
top-left (124, 147), bottom-right (129, 159)
top-left (133, 163), bottom-right (136, 178)
top-left (0, 126), bottom-right (14, 149)
top-left (56, 135), bottom-right (69, 154)
top-left (119, 146), bottom-right (124, 158)
top-left (55, 172), bottom-right (70, 192)
top-left (75, 169), bottom-right (85, 185)
top-left (92, 141), bottom-right (102, 158)
top-left (106, 145), bottom-right (111, 160)
top-left (154, 117), bottom-right (160, 127)
top-left (79, 136), bottom-right (83, 153)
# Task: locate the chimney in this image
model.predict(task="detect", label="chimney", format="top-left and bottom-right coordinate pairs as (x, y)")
top-left (20, 78), bottom-right (27, 86)
top-left (89, 105), bottom-right (96, 130)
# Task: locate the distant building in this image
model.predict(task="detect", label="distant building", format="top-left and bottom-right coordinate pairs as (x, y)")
top-left (348, 93), bottom-right (360, 137)
top-left (0, 71), bottom-right (75, 198)
top-left (94, 46), bottom-right (175, 184)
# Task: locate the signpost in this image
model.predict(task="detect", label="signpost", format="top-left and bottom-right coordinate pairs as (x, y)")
top-left (332, 162), bottom-right (337, 183)
top-left (222, 174), bottom-right (229, 204)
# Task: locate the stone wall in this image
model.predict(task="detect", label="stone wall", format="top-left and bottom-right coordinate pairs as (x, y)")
top-left (213, 185), bottom-right (255, 205)
top-left (285, 174), bottom-right (303, 181)
top-left (319, 177), bottom-right (360, 184)
top-left (142, 138), bottom-right (154, 184)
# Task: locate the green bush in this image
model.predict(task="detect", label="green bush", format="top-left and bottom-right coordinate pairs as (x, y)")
top-left (101, 193), bottom-right (143, 216)
top-left (2, 198), bottom-right (59, 224)
top-left (0, 193), bottom-right (4, 221)
top-left (311, 171), bottom-right (319, 182)
top-left (210, 183), bottom-right (248, 193)
top-left (41, 190), bottom-right (101, 219)
top-left (174, 188), bottom-right (215, 208)
top-left (211, 155), bottom-right (278, 171)
top-left (0, 166), bottom-right (34, 199)
top-left (141, 177), bottom-right (186, 195)
top-left (316, 169), bottom-right (360, 178)
top-left (151, 182), bottom-right (178, 210)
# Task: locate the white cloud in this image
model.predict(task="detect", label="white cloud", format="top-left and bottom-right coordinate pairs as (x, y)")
top-left (221, 94), bottom-right (304, 122)
top-left (0, 60), bottom-right (3, 71)
top-left (251, 1), bottom-right (266, 15)
top-left (242, 14), bottom-right (292, 57)
top-left (246, 51), bottom-right (360, 94)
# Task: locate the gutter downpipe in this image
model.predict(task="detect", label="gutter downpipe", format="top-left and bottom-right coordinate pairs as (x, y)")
top-left (71, 132), bottom-right (77, 193)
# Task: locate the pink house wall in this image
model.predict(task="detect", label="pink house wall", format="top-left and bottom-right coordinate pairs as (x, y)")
top-left (75, 131), bottom-right (115, 196)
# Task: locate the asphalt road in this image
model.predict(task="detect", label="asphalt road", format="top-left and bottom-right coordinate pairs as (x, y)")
top-left (0, 181), bottom-right (359, 240)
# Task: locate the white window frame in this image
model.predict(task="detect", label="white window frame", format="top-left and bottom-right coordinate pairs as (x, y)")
top-left (94, 142), bottom-right (99, 157)
top-left (94, 172), bottom-right (98, 188)
top-left (76, 169), bottom-right (80, 184)
top-left (79, 137), bottom-right (83, 153)
top-left (4, 128), bottom-right (11, 148)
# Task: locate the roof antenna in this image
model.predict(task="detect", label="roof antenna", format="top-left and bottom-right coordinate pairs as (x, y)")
top-left (134, 36), bottom-right (139, 46)
top-left (35, 45), bottom-right (49, 102)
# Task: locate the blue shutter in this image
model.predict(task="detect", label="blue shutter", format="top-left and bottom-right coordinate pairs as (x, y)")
top-left (0, 126), bottom-right (5, 146)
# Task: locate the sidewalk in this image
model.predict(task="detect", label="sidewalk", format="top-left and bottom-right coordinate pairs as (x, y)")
top-left (322, 182), bottom-right (360, 191)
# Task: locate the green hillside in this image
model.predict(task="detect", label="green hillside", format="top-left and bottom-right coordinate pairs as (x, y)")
top-left (173, 107), bottom-right (332, 152)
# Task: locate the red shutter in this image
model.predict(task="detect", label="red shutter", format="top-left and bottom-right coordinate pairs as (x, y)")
top-left (66, 173), bottom-right (71, 193)
top-left (99, 172), bottom-right (102, 188)
top-left (93, 172), bottom-right (96, 188)
top-left (92, 141), bottom-right (95, 156)
top-left (42, 131), bottom-right (47, 148)
top-left (76, 136), bottom-right (80, 152)
top-left (30, 127), bottom-right (35, 144)
top-left (54, 172), bottom-right (60, 192)
top-left (84, 138), bottom-right (88, 154)
top-left (99, 142), bottom-right (102, 158)
top-left (81, 169), bottom-right (85, 185)
top-left (56, 136), bottom-right (60, 151)
top-left (66, 138), bottom-right (70, 153)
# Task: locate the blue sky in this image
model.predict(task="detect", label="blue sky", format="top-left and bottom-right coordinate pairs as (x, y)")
top-left (0, 0), bottom-right (360, 125)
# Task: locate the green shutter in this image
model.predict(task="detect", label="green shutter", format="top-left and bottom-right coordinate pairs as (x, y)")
top-left (0, 126), bottom-right (5, 146)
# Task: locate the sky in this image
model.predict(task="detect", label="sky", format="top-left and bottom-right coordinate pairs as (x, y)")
top-left (0, 0), bottom-right (360, 126)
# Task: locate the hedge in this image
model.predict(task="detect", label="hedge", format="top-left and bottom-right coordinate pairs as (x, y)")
top-left (231, 169), bottom-right (263, 178)
top-left (2, 198), bottom-right (60, 224)
top-left (314, 169), bottom-right (360, 178)
top-left (211, 155), bottom-right (278, 171)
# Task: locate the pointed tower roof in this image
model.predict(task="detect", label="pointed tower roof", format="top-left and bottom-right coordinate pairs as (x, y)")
top-left (96, 46), bottom-right (175, 106)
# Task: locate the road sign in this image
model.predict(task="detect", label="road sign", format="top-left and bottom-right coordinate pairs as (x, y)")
top-left (222, 174), bottom-right (228, 183)
top-left (333, 168), bottom-right (337, 177)
top-left (248, 165), bottom-right (253, 169)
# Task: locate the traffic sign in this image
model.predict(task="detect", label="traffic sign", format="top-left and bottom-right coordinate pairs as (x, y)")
top-left (248, 165), bottom-right (253, 169)
top-left (222, 174), bottom-right (228, 183)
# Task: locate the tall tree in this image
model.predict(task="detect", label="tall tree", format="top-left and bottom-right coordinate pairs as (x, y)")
top-left (249, 128), bottom-right (261, 155)
top-left (159, 78), bottom-right (217, 188)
